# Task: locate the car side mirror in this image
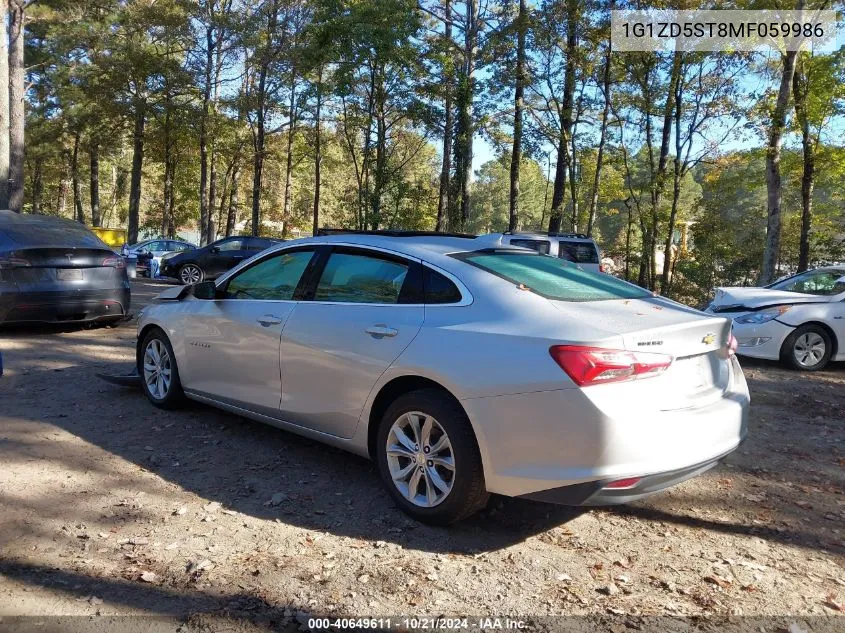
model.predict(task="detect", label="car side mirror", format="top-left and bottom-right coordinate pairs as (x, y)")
top-left (210, 246), bottom-right (220, 253)
top-left (192, 280), bottom-right (218, 300)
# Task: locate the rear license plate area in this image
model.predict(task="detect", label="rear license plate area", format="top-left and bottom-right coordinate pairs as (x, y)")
top-left (57, 268), bottom-right (83, 281)
top-left (673, 355), bottom-right (715, 391)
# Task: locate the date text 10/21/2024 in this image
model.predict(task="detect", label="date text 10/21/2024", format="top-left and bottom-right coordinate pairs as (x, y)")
top-left (307, 618), bottom-right (528, 630)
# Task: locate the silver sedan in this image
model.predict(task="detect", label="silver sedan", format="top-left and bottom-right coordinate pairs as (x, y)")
top-left (135, 232), bottom-right (749, 524)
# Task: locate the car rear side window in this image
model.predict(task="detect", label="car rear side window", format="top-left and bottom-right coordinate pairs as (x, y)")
top-left (455, 251), bottom-right (648, 302)
top-left (424, 267), bottom-right (462, 304)
top-left (509, 238), bottom-right (551, 255)
top-left (558, 240), bottom-right (599, 264)
top-left (224, 250), bottom-right (314, 300)
top-left (314, 252), bottom-right (409, 304)
top-left (246, 238), bottom-right (272, 251)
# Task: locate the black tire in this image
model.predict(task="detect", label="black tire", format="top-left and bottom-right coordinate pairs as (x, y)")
top-left (781, 324), bottom-right (833, 371)
top-left (376, 388), bottom-right (489, 525)
top-left (178, 263), bottom-right (204, 285)
top-left (138, 328), bottom-right (185, 409)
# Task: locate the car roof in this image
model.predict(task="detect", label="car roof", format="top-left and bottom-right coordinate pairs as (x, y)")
top-left (497, 231), bottom-right (597, 244)
top-left (269, 233), bottom-right (524, 269)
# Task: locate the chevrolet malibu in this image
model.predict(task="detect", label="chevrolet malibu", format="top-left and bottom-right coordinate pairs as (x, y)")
top-left (135, 232), bottom-right (749, 524)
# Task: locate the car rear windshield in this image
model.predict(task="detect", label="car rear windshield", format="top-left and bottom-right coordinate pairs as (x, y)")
top-left (0, 215), bottom-right (107, 249)
top-left (558, 240), bottom-right (599, 264)
top-left (454, 250), bottom-right (649, 302)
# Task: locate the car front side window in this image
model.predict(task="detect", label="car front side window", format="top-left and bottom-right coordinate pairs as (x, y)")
top-left (215, 239), bottom-right (243, 252)
top-left (223, 249), bottom-right (314, 300)
top-left (314, 251), bottom-right (410, 304)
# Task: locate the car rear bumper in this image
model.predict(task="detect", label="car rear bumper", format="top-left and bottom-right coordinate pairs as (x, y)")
top-left (519, 450), bottom-right (730, 505)
top-left (0, 288), bottom-right (131, 324)
top-left (461, 356), bottom-right (750, 503)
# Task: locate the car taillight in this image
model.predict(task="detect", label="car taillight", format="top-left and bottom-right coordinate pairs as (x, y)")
top-left (719, 333), bottom-right (738, 359)
top-left (549, 345), bottom-right (673, 387)
top-left (0, 255), bottom-right (31, 269)
top-left (102, 256), bottom-right (126, 269)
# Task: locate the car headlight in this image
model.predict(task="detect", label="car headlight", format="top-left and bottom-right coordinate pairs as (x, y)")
top-left (734, 305), bottom-right (791, 324)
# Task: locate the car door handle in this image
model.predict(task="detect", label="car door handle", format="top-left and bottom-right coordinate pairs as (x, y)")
top-left (257, 315), bottom-right (283, 326)
top-left (365, 325), bottom-right (398, 338)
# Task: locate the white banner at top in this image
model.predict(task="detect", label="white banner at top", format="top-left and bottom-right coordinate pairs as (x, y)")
top-left (611, 9), bottom-right (839, 53)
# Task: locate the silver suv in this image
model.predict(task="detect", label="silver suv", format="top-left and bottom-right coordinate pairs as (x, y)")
top-left (480, 232), bottom-right (603, 273)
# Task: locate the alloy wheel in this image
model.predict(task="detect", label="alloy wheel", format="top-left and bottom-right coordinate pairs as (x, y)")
top-left (386, 411), bottom-right (455, 507)
top-left (793, 332), bottom-right (826, 368)
top-left (180, 265), bottom-right (202, 284)
top-left (143, 339), bottom-right (172, 400)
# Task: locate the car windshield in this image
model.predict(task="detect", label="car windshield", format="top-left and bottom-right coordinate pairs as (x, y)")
top-left (454, 250), bottom-right (649, 302)
top-left (768, 270), bottom-right (845, 296)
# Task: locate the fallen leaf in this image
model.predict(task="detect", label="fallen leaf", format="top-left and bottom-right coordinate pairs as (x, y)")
top-left (703, 575), bottom-right (732, 588)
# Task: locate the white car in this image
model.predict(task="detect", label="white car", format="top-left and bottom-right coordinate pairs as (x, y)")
top-left (706, 267), bottom-right (845, 371)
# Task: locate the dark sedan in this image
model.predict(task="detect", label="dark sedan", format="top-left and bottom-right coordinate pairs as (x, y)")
top-left (0, 211), bottom-right (130, 325)
top-left (159, 235), bottom-right (281, 284)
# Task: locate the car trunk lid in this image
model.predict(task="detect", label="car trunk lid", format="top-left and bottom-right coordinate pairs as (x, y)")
top-left (550, 297), bottom-right (733, 409)
top-left (6, 247), bottom-right (121, 288)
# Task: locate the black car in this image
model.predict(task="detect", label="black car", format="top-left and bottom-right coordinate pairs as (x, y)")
top-left (159, 236), bottom-right (281, 284)
top-left (0, 211), bottom-right (130, 325)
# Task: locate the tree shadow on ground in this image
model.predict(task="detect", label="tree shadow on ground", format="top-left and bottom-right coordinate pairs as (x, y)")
top-left (1, 301), bottom-right (843, 556)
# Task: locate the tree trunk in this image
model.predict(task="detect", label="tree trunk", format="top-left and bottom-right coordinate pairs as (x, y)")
top-left (313, 65), bottom-right (323, 235)
top-left (198, 26), bottom-right (213, 245)
top-left (661, 59), bottom-right (685, 293)
top-left (32, 157), bottom-right (43, 213)
top-left (548, 0), bottom-right (577, 234)
top-left (57, 155), bottom-right (69, 217)
top-left (436, 0), bottom-right (453, 232)
top-left (371, 65), bottom-right (387, 230)
top-left (648, 50), bottom-right (682, 291)
top-left (547, 142), bottom-right (567, 233)
top-left (453, 0), bottom-right (478, 230)
top-left (89, 144), bottom-right (101, 226)
top-left (282, 75), bottom-right (297, 238)
top-left (0, 0), bottom-right (10, 210)
top-left (227, 157), bottom-right (240, 236)
top-left (72, 131), bottom-right (85, 224)
top-left (251, 60), bottom-right (268, 237)
top-left (586, 38), bottom-right (611, 237)
top-left (508, 0), bottom-right (527, 232)
top-left (8, 0), bottom-right (24, 213)
top-left (162, 96), bottom-right (175, 237)
top-left (761, 48), bottom-right (798, 285)
top-left (793, 53), bottom-right (814, 273)
top-left (206, 28), bottom-right (225, 244)
top-left (127, 102), bottom-right (146, 244)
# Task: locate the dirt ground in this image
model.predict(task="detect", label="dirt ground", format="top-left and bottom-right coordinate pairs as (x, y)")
top-left (0, 280), bottom-right (843, 632)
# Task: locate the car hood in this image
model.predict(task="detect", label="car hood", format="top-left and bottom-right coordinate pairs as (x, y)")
top-left (710, 286), bottom-right (826, 312)
top-left (155, 285), bottom-right (192, 301)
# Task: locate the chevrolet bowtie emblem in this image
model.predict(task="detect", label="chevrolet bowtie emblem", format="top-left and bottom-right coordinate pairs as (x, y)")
top-left (701, 333), bottom-right (716, 345)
